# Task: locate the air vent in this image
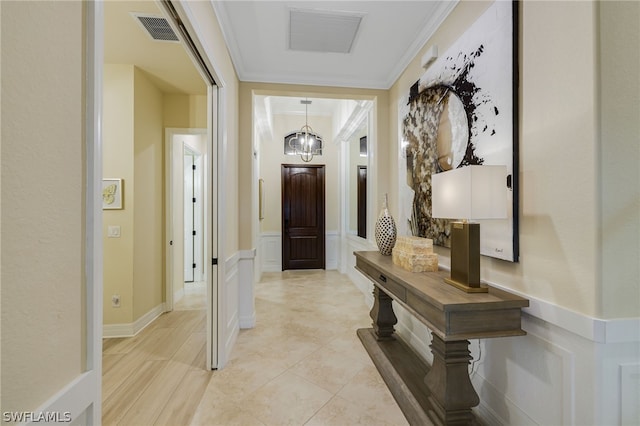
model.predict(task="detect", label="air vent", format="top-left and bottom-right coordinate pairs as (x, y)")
top-left (289, 9), bottom-right (364, 54)
top-left (131, 13), bottom-right (179, 42)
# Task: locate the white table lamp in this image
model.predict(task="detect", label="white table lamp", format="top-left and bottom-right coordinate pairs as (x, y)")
top-left (431, 165), bottom-right (507, 292)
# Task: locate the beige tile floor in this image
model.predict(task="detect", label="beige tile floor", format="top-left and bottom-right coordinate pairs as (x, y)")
top-left (103, 270), bottom-right (408, 426)
top-left (174, 281), bottom-right (207, 311)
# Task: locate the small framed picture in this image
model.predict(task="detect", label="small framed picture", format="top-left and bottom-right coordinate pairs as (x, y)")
top-left (102, 178), bottom-right (123, 210)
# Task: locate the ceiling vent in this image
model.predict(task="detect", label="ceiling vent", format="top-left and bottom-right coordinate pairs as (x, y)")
top-left (289, 9), bottom-right (364, 54)
top-left (131, 13), bottom-right (179, 42)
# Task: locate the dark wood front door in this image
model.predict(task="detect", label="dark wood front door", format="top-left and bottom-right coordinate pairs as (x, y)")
top-left (282, 164), bottom-right (325, 270)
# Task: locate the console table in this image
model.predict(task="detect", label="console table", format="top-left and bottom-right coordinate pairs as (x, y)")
top-left (355, 251), bottom-right (529, 426)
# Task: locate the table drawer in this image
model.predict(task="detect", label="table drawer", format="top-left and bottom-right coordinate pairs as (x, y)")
top-left (357, 260), bottom-right (406, 302)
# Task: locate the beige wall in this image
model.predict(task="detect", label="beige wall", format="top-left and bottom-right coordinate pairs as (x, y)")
top-left (598, 1), bottom-right (640, 317)
top-left (259, 114), bottom-right (339, 233)
top-left (164, 94), bottom-right (207, 129)
top-left (238, 82), bottom-right (389, 250)
top-left (389, 1), bottom-right (639, 318)
top-left (133, 68), bottom-right (164, 319)
top-left (1, 0), bottom-right (85, 412)
top-left (104, 66), bottom-right (193, 325)
top-left (103, 64), bottom-right (136, 324)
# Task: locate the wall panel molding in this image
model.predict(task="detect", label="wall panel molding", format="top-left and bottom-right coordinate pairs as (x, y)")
top-left (351, 265), bottom-right (640, 425)
top-left (239, 248), bottom-right (256, 328)
top-left (486, 279), bottom-right (640, 344)
top-left (260, 231), bottom-right (340, 273)
top-left (222, 253), bottom-right (240, 365)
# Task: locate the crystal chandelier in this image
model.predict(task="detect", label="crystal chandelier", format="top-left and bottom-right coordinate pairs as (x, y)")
top-left (289, 99), bottom-right (323, 162)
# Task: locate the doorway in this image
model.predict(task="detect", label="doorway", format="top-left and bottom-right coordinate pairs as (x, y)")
top-left (281, 164), bottom-right (326, 270)
top-left (166, 129), bottom-right (207, 311)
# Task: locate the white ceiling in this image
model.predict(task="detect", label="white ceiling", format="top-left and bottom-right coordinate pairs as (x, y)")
top-left (213, 1), bottom-right (457, 89)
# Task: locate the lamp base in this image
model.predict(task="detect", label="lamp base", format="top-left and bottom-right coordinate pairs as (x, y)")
top-left (444, 278), bottom-right (489, 293)
top-left (447, 221), bottom-right (489, 293)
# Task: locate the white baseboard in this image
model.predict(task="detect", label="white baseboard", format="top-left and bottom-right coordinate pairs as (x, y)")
top-left (30, 371), bottom-right (97, 426)
top-left (239, 313), bottom-right (256, 329)
top-left (102, 303), bottom-right (165, 338)
top-left (174, 287), bottom-right (184, 304)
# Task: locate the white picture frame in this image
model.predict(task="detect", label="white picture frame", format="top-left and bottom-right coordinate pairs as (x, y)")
top-left (102, 178), bottom-right (123, 210)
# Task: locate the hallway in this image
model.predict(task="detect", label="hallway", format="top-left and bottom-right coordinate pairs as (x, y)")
top-left (102, 270), bottom-right (408, 425)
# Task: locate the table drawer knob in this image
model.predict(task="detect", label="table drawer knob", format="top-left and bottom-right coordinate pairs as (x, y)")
top-left (379, 274), bottom-right (387, 283)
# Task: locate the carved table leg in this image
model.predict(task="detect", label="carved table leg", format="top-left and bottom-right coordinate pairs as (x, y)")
top-left (370, 286), bottom-right (397, 341)
top-left (424, 334), bottom-right (479, 425)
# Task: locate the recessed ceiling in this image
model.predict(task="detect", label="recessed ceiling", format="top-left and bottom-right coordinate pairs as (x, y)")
top-left (213, 1), bottom-right (457, 89)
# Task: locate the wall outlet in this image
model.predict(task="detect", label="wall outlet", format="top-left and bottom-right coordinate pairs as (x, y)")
top-left (111, 294), bottom-right (121, 308)
top-left (107, 226), bottom-right (121, 238)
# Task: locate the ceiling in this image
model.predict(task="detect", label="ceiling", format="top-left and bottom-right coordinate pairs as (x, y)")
top-left (104, 1), bottom-right (457, 117)
top-left (213, 1), bottom-right (457, 90)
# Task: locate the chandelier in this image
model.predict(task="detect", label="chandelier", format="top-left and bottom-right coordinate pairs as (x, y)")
top-left (288, 99), bottom-right (323, 162)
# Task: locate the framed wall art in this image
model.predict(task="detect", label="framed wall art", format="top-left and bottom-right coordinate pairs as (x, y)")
top-left (398, 0), bottom-right (519, 262)
top-left (102, 178), bottom-right (123, 210)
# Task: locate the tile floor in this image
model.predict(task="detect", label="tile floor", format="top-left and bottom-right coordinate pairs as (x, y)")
top-left (103, 270), bottom-right (408, 425)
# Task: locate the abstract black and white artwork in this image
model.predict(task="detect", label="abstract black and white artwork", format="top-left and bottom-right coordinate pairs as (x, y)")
top-left (398, 1), bottom-right (519, 262)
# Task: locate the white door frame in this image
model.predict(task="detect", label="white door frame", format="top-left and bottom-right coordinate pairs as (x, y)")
top-left (165, 128), bottom-right (206, 311)
top-left (158, 0), bottom-right (225, 371)
top-left (86, 1), bottom-right (103, 423)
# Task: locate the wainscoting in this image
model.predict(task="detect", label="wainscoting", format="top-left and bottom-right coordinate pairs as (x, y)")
top-left (260, 231), bottom-right (339, 273)
top-left (345, 249), bottom-right (640, 425)
top-left (221, 253), bottom-right (240, 367)
top-left (238, 249), bottom-right (257, 328)
top-left (219, 248), bottom-right (256, 368)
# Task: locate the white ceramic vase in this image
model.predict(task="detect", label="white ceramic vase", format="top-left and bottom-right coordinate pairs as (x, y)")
top-left (375, 194), bottom-right (397, 255)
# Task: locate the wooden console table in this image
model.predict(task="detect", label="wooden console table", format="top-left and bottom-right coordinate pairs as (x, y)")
top-left (355, 251), bottom-right (529, 426)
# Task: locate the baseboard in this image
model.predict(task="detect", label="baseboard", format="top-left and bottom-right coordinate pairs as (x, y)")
top-left (174, 287), bottom-right (185, 304)
top-left (239, 313), bottom-right (256, 329)
top-left (102, 303), bottom-right (165, 338)
top-left (30, 371), bottom-right (97, 425)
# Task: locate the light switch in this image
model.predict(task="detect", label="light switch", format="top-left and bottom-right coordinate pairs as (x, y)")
top-left (108, 225), bottom-right (121, 238)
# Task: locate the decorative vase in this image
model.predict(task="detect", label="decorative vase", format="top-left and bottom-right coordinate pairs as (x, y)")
top-left (375, 194), bottom-right (397, 255)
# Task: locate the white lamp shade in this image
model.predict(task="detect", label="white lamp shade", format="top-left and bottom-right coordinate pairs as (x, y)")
top-left (431, 165), bottom-right (507, 220)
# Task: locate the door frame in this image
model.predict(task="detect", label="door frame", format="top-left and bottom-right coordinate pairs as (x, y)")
top-left (149, 1), bottom-right (225, 370)
top-left (86, 1), bottom-right (103, 422)
top-left (281, 164), bottom-right (326, 270)
top-left (165, 128), bottom-right (206, 310)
